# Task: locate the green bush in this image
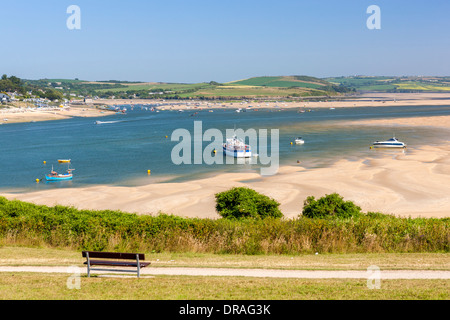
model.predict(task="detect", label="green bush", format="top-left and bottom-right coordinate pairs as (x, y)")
top-left (215, 187), bottom-right (283, 220)
top-left (302, 193), bottom-right (362, 219)
top-left (0, 197), bottom-right (448, 254)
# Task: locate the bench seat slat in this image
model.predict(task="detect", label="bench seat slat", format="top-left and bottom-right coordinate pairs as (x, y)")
top-left (82, 251), bottom-right (145, 260)
top-left (84, 260), bottom-right (150, 268)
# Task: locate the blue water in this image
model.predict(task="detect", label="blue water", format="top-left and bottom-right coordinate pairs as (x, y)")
top-left (1, 104), bottom-right (449, 192)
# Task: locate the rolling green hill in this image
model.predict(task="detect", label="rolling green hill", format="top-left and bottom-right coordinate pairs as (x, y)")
top-left (15, 75), bottom-right (352, 100)
top-left (227, 75), bottom-right (330, 89)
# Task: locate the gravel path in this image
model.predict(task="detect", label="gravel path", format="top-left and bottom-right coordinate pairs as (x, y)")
top-left (1, 266), bottom-right (449, 279)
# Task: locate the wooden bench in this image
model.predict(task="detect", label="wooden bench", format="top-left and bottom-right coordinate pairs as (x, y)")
top-left (82, 251), bottom-right (150, 278)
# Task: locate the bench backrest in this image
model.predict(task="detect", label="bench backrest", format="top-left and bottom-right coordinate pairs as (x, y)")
top-left (82, 251), bottom-right (145, 260)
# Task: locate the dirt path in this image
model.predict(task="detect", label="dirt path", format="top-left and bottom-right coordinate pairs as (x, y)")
top-left (1, 266), bottom-right (449, 279)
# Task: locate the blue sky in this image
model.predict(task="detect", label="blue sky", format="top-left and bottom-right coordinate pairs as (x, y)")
top-left (1, 0), bottom-right (449, 82)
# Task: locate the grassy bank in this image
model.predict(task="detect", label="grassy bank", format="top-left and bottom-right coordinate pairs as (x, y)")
top-left (0, 197), bottom-right (448, 254)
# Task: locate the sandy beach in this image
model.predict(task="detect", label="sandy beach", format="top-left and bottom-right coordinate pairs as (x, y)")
top-left (0, 105), bottom-right (115, 124)
top-left (94, 92), bottom-right (450, 110)
top-left (3, 114), bottom-right (449, 219)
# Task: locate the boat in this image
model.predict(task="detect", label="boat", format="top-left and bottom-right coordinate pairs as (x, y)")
top-left (45, 165), bottom-right (74, 181)
top-left (372, 136), bottom-right (406, 148)
top-left (95, 120), bottom-right (119, 125)
top-left (295, 137), bottom-right (305, 145)
top-left (223, 135), bottom-right (252, 158)
top-left (58, 159), bottom-right (71, 163)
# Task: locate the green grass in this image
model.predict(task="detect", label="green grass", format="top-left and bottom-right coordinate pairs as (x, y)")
top-left (0, 273), bottom-right (447, 300)
top-left (228, 76), bottom-right (327, 89)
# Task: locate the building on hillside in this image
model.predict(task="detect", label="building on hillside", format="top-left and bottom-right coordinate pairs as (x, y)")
top-left (0, 93), bottom-right (11, 103)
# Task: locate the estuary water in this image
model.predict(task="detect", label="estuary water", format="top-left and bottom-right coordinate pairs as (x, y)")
top-left (0, 104), bottom-right (449, 192)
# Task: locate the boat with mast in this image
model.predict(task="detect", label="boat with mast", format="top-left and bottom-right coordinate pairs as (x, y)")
top-left (223, 135), bottom-right (252, 158)
top-left (45, 164), bottom-right (75, 181)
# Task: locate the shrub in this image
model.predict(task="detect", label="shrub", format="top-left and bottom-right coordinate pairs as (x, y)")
top-left (0, 197), bottom-right (448, 254)
top-left (215, 187), bottom-right (283, 220)
top-left (302, 193), bottom-right (362, 219)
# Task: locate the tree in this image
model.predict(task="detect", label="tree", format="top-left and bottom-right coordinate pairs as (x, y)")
top-left (302, 193), bottom-right (362, 219)
top-left (44, 89), bottom-right (64, 101)
top-left (215, 187), bottom-right (283, 220)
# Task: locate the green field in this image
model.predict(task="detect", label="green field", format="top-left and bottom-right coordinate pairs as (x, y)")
top-left (327, 76), bottom-right (450, 92)
top-left (227, 76), bottom-right (328, 89)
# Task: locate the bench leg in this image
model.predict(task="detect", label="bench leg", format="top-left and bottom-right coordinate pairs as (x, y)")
top-left (86, 252), bottom-right (91, 277)
top-left (137, 254), bottom-right (140, 278)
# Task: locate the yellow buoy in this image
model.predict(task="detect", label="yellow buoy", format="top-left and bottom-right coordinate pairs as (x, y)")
top-left (43, 161), bottom-right (46, 164)
top-left (36, 179), bottom-right (40, 183)
top-left (147, 170), bottom-right (151, 175)
top-left (290, 142), bottom-right (293, 145)
top-left (165, 135), bottom-right (168, 138)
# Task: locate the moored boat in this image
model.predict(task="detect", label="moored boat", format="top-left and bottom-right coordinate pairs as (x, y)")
top-left (372, 136), bottom-right (406, 148)
top-left (45, 165), bottom-right (75, 181)
top-left (223, 135), bottom-right (251, 158)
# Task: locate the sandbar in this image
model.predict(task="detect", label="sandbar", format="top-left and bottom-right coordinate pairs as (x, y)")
top-left (2, 142), bottom-right (449, 219)
top-left (0, 106), bottom-right (115, 125)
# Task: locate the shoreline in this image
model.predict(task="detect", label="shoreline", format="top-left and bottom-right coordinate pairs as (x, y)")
top-left (2, 92), bottom-right (450, 125)
top-left (95, 92), bottom-right (450, 111)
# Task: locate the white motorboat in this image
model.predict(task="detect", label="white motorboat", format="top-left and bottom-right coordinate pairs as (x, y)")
top-left (223, 135), bottom-right (252, 158)
top-left (372, 136), bottom-right (406, 148)
top-left (295, 137), bottom-right (305, 145)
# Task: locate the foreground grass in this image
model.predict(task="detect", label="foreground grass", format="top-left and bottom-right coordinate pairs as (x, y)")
top-left (0, 273), bottom-right (447, 300)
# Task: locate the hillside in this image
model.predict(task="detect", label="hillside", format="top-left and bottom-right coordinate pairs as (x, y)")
top-left (0, 75), bottom-right (352, 102)
top-left (227, 75), bottom-right (330, 88)
top-left (13, 74), bottom-right (450, 102)
top-left (326, 76), bottom-right (450, 92)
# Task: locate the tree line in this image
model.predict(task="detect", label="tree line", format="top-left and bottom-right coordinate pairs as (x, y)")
top-left (1, 74), bottom-right (64, 101)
